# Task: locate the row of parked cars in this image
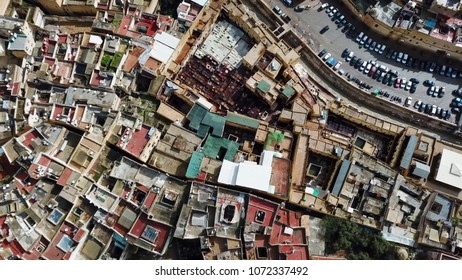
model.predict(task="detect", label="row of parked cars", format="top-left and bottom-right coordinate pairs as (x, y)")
top-left (318, 49), bottom-right (343, 70)
top-left (273, 6), bottom-right (291, 23)
top-left (340, 48), bottom-right (423, 92)
top-left (413, 100), bottom-right (452, 120)
top-left (384, 49), bottom-right (462, 79)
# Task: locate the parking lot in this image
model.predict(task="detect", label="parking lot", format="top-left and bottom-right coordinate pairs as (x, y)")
top-left (270, 0), bottom-right (462, 123)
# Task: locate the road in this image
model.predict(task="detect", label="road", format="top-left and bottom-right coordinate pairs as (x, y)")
top-left (270, 0), bottom-right (462, 123)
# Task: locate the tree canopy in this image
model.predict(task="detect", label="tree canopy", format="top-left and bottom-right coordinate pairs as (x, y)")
top-left (321, 216), bottom-right (397, 260)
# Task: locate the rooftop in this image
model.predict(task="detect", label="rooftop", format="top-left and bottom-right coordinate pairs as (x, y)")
top-left (435, 149), bottom-right (462, 189)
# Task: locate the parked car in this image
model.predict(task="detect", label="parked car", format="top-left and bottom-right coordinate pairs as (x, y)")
top-left (409, 78), bottom-right (420, 84)
top-left (318, 49), bottom-right (327, 57)
top-left (359, 61), bottom-right (367, 72)
top-left (429, 62), bottom-right (436, 72)
top-left (405, 80), bottom-right (412, 91)
top-left (341, 48), bottom-right (350, 58)
top-left (388, 76), bottom-right (396, 87)
top-left (346, 51), bottom-right (354, 62)
top-left (356, 32), bottom-right (364, 43)
top-left (318, 3), bottom-right (329, 11)
top-left (378, 45), bottom-right (386, 55)
top-left (414, 100), bottom-right (422, 109)
top-left (400, 78), bottom-right (407, 89)
top-left (453, 88), bottom-right (462, 97)
top-left (438, 87), bottom-right (445, 98)
top-left (405, 97), bottom-right (413, 107)
top-left (360, 35), bottom-right (368, 45)
top-left (410, 84), bottom-right (417, 93)
top-left (350, 56), bottom-right (358, 66)
top-left (273, 6), bottom-right (283, 15)
top-left (364, 38), bottom-right (373, 48)
top-left (394, 78), bottom-right (401, 88)
top-left (320, 25), bottom-right (330, 34)
top-left (322, 52), bottom-right (331, 61)
top-left (334, 61), bottom-right (342, 70)
top-left (328, 8), bottom-right (337, 17)
top-left (368, 66), bottom-right (377, 77)
top-left (423, 80), bottom-right (435, 87)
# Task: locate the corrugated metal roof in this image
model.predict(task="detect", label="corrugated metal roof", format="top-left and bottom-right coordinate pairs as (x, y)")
top-left (225, 112), bottom-right (259, 129)
top-left (332, 160), bottom-right (351, 197)
top-left (185, 151), bottom-right (204, 179)
top-left (201, 112), bottom-right (225, 137)
top-left (186, 103), bottom-right (208, 131)
top-left (400, 135), bottom-right (418, 169)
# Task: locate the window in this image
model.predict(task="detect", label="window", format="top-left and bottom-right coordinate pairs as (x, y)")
top-left (255, 210), bottom-right (266, 223)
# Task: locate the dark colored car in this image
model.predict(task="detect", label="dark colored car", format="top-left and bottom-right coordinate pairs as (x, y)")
top-left (354, 58), bottom-right (363, 69)
top-left (410, 84), bottom-right (417, 93)
top-left (320, 25), bottom-right (330, 34)
top-left (318, 49), bottom-right (327, 57)
top-left (409, 78), bottom-right (420, 84)
top-left (423, 80), bottom-right (435, 87)
top-left (341, 48), bottom-right (350, 58)
top-left (350, 56), bottom-right (358, 66)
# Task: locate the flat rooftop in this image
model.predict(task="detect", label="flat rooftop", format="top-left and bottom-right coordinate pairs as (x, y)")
top-left (435, 149), bottom-right (462, 189)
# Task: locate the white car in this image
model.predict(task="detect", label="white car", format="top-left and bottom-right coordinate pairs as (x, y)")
top-left (319, 3), bottom-right (329, 10)
top-left (364, 63), bottom-right (372, 74)
top-left (400, 78), bottom-right (406, 89)
top-left (359, 61), bottom-right (367, 72)
top-left (323, 53), bottom-right (331, 61)
top-left (346, 51), bottom-right (354, 62)
top-left (405, 81), bottom-right (412, 91)
top-left (404, 97), bottom-right (412, 107)
top-left (334, 61), bottom-right (343, 70)
top-left (328, 8), bottom-right (337, 17)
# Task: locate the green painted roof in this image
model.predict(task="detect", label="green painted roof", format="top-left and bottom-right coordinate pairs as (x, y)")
top-left (185, 151), bottom-right (204, 179)
top-left (257, 80), bottom-right (271, 93)
top-left (186, 103), bottom-right (208, 131)
top-left (196, 125), bottom-right (210, 138)
top-left (282, 85), bottom-right (295, 99)
top-left (202, 136), bottom-right (239, 161)
top-left (264, 131), bottom-right (285, 149)
top-left (201, 112), bottom-right (225, 137)
top-left (225, 112), bottom-right (259, 129)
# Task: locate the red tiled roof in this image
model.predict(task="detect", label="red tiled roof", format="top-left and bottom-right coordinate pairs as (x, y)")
top-left (73, 229), bottom-right (85, 242)
top-left (246, 195), bottom-right (279, 227)
top-left (57, 167), bottom-right (74, 186)
top-left (21, 129), bottom-right (42, 151)
top-left (279, 245), bottom-right (309, 260)
top-left (142, 191), bottom-right (156, 210)
top-left (124, 125), bottom-right (150, 157)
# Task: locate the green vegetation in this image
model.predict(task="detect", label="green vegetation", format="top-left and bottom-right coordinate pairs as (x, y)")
top-left (111, 16), bottom-right (122, 29)
top-left (321, 216), bottom-right (397, 260)
top-left (110, 52), bottom-right (123, 69)
top-left (101, 53), bottom-right (113, 69)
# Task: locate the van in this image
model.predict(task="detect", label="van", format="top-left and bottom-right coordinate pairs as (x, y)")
top-left (397, 52), bottom-right (403, 63)
top-left (356, 32), bottom-right (364, 43)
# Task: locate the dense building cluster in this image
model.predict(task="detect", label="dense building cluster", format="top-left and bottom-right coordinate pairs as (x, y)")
top-left (0, 0), bottom-right (462, 260)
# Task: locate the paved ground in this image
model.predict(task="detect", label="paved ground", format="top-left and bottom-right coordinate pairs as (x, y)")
top-left (267, 0), bottom-right (462, 123)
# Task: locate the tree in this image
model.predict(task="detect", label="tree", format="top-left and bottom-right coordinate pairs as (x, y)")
top-left (320, 216), bottom-right (397, 260)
